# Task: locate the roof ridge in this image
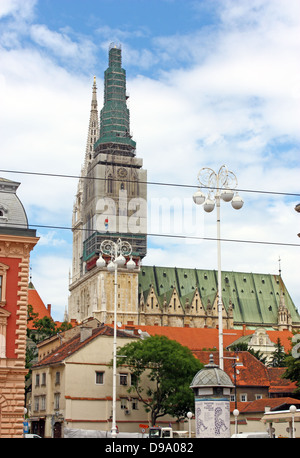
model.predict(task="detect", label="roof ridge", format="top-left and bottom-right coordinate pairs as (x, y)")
top-left (33, 324), bottom-right (137, 368)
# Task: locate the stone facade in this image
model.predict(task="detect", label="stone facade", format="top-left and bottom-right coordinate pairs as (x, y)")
top-left (139, 283), bottom-right (233, 329)
top-left (69, 266), bottom-right (139, 325)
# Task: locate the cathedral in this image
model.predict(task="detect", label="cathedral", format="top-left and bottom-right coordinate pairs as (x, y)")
top-left (68, 44), bottom-right (300, 332)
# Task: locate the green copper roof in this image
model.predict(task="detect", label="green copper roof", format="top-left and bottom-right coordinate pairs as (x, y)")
top-left (95, 45), bottom-right (136, 152)
top-left (138, 266), bottom-right (300, 327)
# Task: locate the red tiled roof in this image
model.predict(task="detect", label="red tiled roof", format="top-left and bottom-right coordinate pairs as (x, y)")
top-left (135, 325), bottom-right (293, 353)
top-left (28, 283), bottom-right (51, 329)
top-left (191, 350), bottom-right (297, 397)
top-left (231, 397), bottom-right (300, 413)
top-left (267, 367), bottom-right (297, 393)
top-left (33, 325), bottom-right (137, 368)
top-left (193, 350), bottom-right (271, 387)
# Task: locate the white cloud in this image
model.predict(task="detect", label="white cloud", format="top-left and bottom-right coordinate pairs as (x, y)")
top-left (0, 0), bottom-right (36, 20)
top-left (30, 24), bottom-right (80, 58)
top-left (0, 44), bottom-right (92, 221)
top-left (38, 231), bottom-right (68, 247)
top-left (30, 24), bottom-right (97, 67)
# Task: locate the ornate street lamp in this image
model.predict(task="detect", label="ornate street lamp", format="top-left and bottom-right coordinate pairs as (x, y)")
top-left (96, 238), bottom-right (135, 438)
top-left (193, 165), bottom-right (244, 370)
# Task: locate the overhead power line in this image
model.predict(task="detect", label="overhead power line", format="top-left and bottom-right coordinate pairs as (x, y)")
top-left (25, 223), bottom-right (300, 248)
top-left (0, 168), bottom-right (300, 198)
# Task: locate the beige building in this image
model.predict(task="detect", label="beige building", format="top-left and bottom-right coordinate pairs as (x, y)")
top-left (30, 323), bottom-right (176, 438)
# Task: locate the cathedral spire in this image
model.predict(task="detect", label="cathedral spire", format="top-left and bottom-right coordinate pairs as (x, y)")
top-left (94, 43), bottom-right (136, 157)
top-left (84, 76), bottom-right (99, 171)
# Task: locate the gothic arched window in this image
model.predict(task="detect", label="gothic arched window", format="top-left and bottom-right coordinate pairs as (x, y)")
top-left (106, 175), bottom-right (113, 194)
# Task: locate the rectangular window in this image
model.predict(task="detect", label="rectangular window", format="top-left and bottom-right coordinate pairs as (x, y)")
top-left (41, 373), bottom-right (46, 386)
top-left (240, 393), bottom-right (247, 402)
top-left (54, 393), bottom-right (60, 410)
top-left (40, 395), bottom-right (46, 411)
top-left (34, 396), bottom-right (39, 412)
top-left (132, 399), bottom-right (138, 410)
top-left (131, 373), bottom-right (137, 387)
top-left (55, 372), bottom-right (60, 385)
top-left (120, 373), bottom-right (128, 386)
top-left (120, 398), bottom-right (127, 410)
top-left (35, 374), bottom-right (40, 387)
top-left (95, 371), bottom-right (104, 385)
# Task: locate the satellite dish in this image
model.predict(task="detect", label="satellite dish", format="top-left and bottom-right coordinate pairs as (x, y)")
top-left (117, 321), bottom-right (122, 328)
top-left (137, 329), bottom-right (142, 334)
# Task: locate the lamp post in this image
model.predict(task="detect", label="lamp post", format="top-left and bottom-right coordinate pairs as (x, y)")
top-left (96, 238), bottom-right (135, 438)
top-left (233, 409), bottom-right (239, 436)
top-left (289, 404), bottom-right (296, 438)
top-left (193, 165), bottom-right (243, 370)
top-left (232, 355), bottom-right (239, 411)
top-left (187, 411), bottom-right (193, 438)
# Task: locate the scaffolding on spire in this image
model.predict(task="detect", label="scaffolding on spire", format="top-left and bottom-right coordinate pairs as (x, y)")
top-left (94, 45), bottom-right (136, 157)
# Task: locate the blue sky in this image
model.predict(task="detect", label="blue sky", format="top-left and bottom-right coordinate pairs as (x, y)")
top-left (0, 0), bottom-right (299, 321)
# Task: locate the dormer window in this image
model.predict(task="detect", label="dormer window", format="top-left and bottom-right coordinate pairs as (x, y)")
top-left (0, 205), bottom-right (8, 222)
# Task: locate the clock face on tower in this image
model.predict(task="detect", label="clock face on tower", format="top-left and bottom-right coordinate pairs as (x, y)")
top-left (118, 167), bottom-right (127, 178)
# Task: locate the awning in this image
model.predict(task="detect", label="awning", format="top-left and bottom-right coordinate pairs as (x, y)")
top-left (261, 410), bottom-right (300, 423)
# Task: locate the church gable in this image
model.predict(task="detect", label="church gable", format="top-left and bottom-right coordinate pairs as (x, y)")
top-left (144, 285), bottom-right (162, 314)
top-left (187, 287), bottom-right (205, 316)
top-left (167, 288), bottom-right (184, 315)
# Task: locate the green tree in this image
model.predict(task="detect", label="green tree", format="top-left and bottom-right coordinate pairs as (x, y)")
top-left (32, 316), bottom-right (57, 342)
top-left (27, 304), bottom-right (72, 344)
top-left (268, 338), bottom-right (287, 367)
top-left (282, 333), bottom-right (300, 394)
top-left (229, 342), bottom-right (249, 352)
top-left (229, 342), bottom-right (268, 364)
top-left (26, 305), bottom-right (72, 387)
top-left (117, 335), bottom-right (203, 425)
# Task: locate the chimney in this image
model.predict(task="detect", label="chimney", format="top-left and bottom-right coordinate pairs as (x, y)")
top-left (47, 304), bottom-right (51, 315)
top-left (80, 326), bottom-right (93, 342)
